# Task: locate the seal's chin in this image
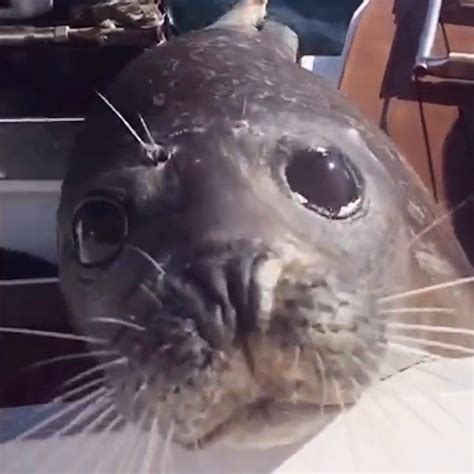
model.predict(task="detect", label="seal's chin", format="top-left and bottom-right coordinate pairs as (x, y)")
top-left (185, 400), bottom-right (344, 449)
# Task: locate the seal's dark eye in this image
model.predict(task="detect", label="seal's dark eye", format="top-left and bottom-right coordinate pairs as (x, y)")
top-left (72, 197), bottom-right (128, 266)
top-left (285, 147), bottom-right (364, 219)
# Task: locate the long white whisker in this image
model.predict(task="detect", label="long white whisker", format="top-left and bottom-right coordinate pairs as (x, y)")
top-left (95, 91), bottom-right (145, 146)
top-left (91, 417), bottom-right (135, 474)
top-left (379, 276), bottom-right (474, 303)
top-left (16, 386), bottom-right (108, 441)
top-left (86, 412), bottom-right (124, 473)
top-left (381, 307), bottom-right (455, 315)
top-left (378, 361), bottom-right (464, 426)
top-left (115, 383), bottom-right (149, 473)
top-left (138, 113), bottom-right (156, 146)
top-left (160, 421), bottom-right (175, 474)
top-left (0, 327), bottom-right (106, 345)
top-left (29, 350), bottom-right (118, 370)
top-left (64, 357), bottom-right (128, 388)
top-left (384, 341), bottom-right (441, 360)
top-left (387, 322), bottom-right (474, 337)
top-left (388, 335), bottom-right (474, 355)
top-left (54, 393), bottom-right (113, 437)
top-left (53, 376), bottom-right (107, 405)
top-left (348, 353), bottom-right (439, 434)
top-left (34, 376), bottom-right (106, 415)
top-left (408, 197), bottom-right (474, 248)
top-left (119, 409), bottom-right (150, 474)
top-left (337, 357), bottom-right (406, 467)
top-left (331, 377), bottom-right (358, 471)
top-left (119, 426), bottom-right (145, 474)
top-left (87, 317), bottom-right (146, 332)
top-left (18, 395), bottom-right (114, 470)
top-left (361, 349), bottom-right (463, 424)
top-left (142, 416), bottom-right (160, 473)
top-left (82, 403), bottom-right (118, 434)
top-left (314, 350), bottom-right (327, 415)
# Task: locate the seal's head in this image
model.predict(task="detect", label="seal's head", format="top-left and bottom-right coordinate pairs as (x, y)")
top-left (57, 0), bottom-right (474, 449)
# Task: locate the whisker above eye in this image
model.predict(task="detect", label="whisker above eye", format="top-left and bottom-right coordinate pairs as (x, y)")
top-left (0, 327), bottom-right (107, 345)
top-left (138, 113), bottom-right (156, 146)
top-left (387, 322), bottom-right (474, 337)
top-left (387, 335), bottom-right (474, 355)
top-left (87, 317), bottom-right (146, 332)
top-left (95, 91), bottom-right (146, 147)
top-left (379, 276), bottom-right (474, 304)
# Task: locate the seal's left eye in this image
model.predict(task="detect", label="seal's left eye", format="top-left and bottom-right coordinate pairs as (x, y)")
top-left (285, 147), bottom-right (364, 219)
top-left (72, 197), bottom-right (128, 266)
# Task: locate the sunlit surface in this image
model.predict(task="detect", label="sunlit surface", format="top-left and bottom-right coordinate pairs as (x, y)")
top-left (2, 357), bottom-right (472, 473)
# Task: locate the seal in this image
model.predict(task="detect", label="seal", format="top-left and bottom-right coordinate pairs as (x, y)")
top-left (56, 0), bottom-right (474, 450)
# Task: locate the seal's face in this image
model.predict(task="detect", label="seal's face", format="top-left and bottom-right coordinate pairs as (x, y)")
top-left (57, 27), bottom-right (472, 448)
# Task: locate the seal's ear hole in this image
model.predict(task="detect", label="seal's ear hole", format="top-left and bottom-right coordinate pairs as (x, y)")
top-left (285, 147), bottom-right (364, 219)
top-left (72, 197), bottom-right (128, 266)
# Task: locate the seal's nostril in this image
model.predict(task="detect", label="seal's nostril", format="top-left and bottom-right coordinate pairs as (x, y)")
top-left (176, 241), bottom-right (270, 340)
top-left (226, 251), bottom-right (269, 337)
top-left (180, 263), bottom-right (236, 348)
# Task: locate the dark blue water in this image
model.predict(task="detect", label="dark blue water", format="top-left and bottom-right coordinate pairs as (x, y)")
top-left (169, 0), bottom-right (362, 55)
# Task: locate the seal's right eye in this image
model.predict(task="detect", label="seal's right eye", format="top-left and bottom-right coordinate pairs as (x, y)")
top-left (72, 197), bottom-right (128, 266)
top-left (285, 146), bottom-right (364, 220)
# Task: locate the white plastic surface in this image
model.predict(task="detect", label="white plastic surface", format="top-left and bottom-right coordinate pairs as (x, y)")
top-left (0, 180), bottom-right (60, 263)
top-left (1, 357), bottom-right (473, 473)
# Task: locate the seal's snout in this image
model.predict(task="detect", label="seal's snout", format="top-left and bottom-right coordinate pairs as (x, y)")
top-left (107, 245), bottom-right (385, 448)
top-left (135, 242), bottom-right (279, 365)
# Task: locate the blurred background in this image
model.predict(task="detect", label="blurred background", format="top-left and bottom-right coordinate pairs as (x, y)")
top-left (169, 0), bottom-right (363, 55)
